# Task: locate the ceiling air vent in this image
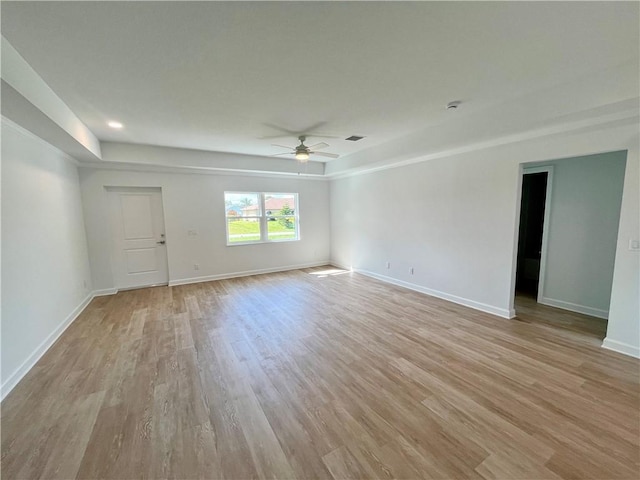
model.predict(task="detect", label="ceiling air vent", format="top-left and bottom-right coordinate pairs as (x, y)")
top-left (345, 135), bottom-right (365, 141)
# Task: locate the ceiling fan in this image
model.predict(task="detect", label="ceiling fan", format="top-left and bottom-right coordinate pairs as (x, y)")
top-left (272, 136), bottom-right (339, 162)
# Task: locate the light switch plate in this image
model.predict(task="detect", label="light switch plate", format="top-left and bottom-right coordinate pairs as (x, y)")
top-left (629, 239), bottom-right (640, 251)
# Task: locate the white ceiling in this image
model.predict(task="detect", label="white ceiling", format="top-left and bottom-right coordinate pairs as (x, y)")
top-left (1, 1), bottom-right (638, 164)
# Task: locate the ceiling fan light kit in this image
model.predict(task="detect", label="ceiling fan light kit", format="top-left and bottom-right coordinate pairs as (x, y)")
top-left (295, 151), bottom-right (310, 162)
top-left (272, 135), bottom-right (339, 163)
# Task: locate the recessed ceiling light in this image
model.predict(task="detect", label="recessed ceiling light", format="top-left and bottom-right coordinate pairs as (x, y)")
top-left (107, 121), bottom-right (123, 129)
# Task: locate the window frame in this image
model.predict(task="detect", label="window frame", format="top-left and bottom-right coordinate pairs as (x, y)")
top-left (224, 191), bottom-right (300, 246)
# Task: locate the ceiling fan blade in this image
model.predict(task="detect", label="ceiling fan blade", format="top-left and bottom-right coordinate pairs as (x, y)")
top-left (300, 121), bottom-right (327, 134)
top-left (305, 134), bottom-right (341, 140)
top-left (271, 144), bottom-right (295, 150)
top-left (272, 152), bottom-right (295, 156)
top-left (260, 134), bottom-right (292, 140)
top-left (307, 142), bottom-right (329, 151)
top-left (311, 151), bottom-right (340, 159)
top-left (263, 123), bottom-right (300, 136)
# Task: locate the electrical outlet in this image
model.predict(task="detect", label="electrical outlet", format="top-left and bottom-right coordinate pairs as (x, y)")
top-left (386, 262), bottom-right (391, 269)
top-left (194, 264), bottom-right (200, 271)
top-left (410, 267), bottom-right (414, 275)
top-left (188, 229), bottom-right (198, 236)
top-left (630, 239), bottom-right (640, 251)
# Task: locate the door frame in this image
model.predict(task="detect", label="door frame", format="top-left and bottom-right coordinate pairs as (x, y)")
top-left (515, 165), bottom-right (554, 304)
top-left (105, 186), bottom-right (169, 290)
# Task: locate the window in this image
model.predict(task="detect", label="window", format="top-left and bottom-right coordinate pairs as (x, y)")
top-left (225, 192), bottom-right (299, 245)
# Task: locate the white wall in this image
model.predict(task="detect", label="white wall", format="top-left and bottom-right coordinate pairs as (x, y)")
top-left (532, 152), bottom-right (626, 318)
top-left (330, 122), bottom-right (639, 356)
top-left (330, 144), bottom-right (518, 317)
top-left (79, 167), bottom-right (331, 291)
top-left (1, 120), bottom-right (93, 396)
top-left (605, 141), bottom-right (640, 358)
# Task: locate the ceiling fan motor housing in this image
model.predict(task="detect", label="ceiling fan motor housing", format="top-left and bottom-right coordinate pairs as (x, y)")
top-left (295, 136), bottom-right (310, 160)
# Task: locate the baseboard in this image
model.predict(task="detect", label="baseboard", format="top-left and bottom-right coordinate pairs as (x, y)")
top-left (328, 260), bottom-right (353, 272)
top-left (93, 288), bottom-right (118, 296)
top-left (1, 292), bottom-right (95, 401)
top-left (168, 261), bottom-right (332, 287)
top-left (355, 269), bottom-right (512, 319)
top-left (602, 338), bottom-right (640, 359)
top-left (539, 296), bottom-right (608, 319)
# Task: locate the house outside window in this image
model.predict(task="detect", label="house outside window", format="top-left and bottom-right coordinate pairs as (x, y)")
top-left (224, 192), bottom-right (299, 244)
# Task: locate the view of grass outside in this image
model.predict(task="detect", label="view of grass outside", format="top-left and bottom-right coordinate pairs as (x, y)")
top-left (267, 217), bottom-right (297, 241)
top-left (227, 217), bottom-right (298, 243)
top-left (227, 219), bottom-right (261, 243)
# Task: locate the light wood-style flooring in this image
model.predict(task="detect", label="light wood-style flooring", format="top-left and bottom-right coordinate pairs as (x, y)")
top-left (514, 293), bottom-right (610, 339)
top-left (2, 267), bottom-right (639, 479)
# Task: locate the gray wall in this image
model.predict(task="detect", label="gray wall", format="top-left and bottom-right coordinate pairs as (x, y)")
top-left (535, 152), bottom-right (626, 318)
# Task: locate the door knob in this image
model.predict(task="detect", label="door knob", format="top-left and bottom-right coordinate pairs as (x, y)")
top-left (157, 240), bottom-right (166, 245)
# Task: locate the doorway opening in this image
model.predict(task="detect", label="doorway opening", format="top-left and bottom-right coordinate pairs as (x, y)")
top-left (510, 151), bottom-right (628, 341)
top-left (515, 167), bottom-right (552, 300)
top-left (514, 166), bottom-right (600, 336)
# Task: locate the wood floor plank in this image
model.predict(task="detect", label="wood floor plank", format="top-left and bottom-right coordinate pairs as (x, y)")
top-left (475, 452), bottom-right (563, 480)
top-left (74, 404), bottom-right (129, 479)
top-left (2, 267), bottom-right (639, 479)
top-left (38, 390), bottom-right (106, 480)
top-left (322, 445), bottom-right (372, 480)
top-left (231, 338), bottom-right (337, 478)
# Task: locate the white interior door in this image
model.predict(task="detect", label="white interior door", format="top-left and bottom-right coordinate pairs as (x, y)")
top-left (107, 187), bottom-right (169, 289)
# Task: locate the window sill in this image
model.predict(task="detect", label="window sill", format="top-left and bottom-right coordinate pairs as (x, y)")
top-left (226, 238), bottom-right (300, 247)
